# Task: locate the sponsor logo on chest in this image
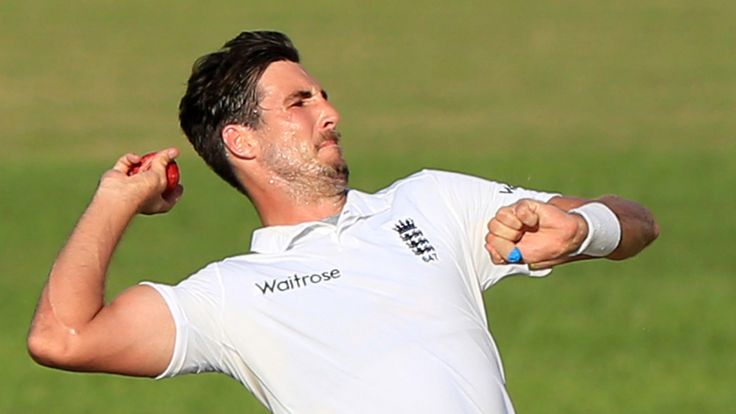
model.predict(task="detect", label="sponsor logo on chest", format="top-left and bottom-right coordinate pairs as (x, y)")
top-left (255, 269), bottom-right (342, 295)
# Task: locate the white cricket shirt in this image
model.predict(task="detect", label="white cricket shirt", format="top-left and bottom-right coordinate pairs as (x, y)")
top-left (143, 170), bottom-right (557, 414)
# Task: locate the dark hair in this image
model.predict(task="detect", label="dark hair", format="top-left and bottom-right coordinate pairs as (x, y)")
top-left (179, 31), bottom-right (300, 194)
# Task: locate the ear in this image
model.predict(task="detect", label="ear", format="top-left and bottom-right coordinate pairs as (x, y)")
top-left (221, 124), bottom-right (258, 159)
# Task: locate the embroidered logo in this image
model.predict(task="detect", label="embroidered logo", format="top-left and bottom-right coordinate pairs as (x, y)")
top-left (393, 218), bottom-right (438, 262)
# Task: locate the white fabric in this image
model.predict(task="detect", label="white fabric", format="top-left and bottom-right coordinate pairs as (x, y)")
top-left (568, 202), bottom-right (622, 257)
top-left (142, 170), bottom-right (558, 414)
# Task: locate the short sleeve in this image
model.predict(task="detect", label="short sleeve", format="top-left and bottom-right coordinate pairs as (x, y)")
top-left (425, 170), bottom-right (558, 289)
top-left (140, 262), bottom-right (227, 379)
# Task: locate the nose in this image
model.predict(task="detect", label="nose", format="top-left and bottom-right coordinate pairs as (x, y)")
top-left (318, 99), bottom-right (341, 133)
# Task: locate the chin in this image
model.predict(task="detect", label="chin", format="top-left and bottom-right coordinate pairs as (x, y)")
top-left (331, 164), bottom-right (350, 184)
top-left (318, 151), bottom-right (348, 177)
top-left (324, 161), bottom-right (350, 189)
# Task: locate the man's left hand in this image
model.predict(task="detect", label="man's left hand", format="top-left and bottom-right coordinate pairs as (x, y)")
top-left (485, 199), bottom-right (588, 269)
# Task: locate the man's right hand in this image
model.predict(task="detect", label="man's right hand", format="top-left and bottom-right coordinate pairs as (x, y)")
top-left (98, 148), bottom-right (183, 215)
top-left (28, 149), bottom-right (180, 377)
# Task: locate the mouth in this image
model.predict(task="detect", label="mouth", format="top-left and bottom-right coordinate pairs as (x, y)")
top-left (318, 139), bottom-right (339, 150)
top-left (317, 130), bottom-right (342, 150)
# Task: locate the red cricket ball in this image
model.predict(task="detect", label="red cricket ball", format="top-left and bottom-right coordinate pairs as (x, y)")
top-left (127, 152), bottom-right (180, 196)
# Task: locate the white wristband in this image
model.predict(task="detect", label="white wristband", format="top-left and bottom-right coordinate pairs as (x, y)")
top-left (568, 203), bottom-right (622, 257)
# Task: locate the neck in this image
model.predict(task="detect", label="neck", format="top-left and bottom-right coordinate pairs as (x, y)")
top-left (234, 157), bottom-right (350, 226)
top-left (253, 188), bottom-right (348, 226)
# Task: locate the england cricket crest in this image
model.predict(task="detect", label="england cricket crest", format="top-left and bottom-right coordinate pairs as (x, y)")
top-left (393, 218), bottom-right (438, 262)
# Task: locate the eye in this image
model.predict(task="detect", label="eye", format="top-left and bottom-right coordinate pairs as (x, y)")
top-left (291, 100), bottom-right (305, 108)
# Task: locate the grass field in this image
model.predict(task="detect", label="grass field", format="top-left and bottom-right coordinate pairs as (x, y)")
top-left (1, 1), bottom-right (734, 413)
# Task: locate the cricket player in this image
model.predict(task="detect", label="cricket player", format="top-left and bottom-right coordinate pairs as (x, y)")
top-left (28, 31), bottom-right (659, 413)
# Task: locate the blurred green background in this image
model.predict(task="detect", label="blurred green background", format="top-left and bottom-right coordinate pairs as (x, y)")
top-left (1, 1), bottom-right (734, 412)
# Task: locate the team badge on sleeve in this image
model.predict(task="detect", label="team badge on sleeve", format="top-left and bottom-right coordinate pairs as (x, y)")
top-left (393, 218), bottom-right (438, 262)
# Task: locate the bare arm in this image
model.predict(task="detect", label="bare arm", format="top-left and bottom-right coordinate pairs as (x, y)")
top-left (548, 195), bottom-right (659, 261)
top-left (485, 195), bottom-right (659, 269)
top-left (28, 149), bottom-right (183, 377)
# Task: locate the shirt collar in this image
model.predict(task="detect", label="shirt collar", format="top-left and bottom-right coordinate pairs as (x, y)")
top-left (250, 189), bottom-right (391, 254)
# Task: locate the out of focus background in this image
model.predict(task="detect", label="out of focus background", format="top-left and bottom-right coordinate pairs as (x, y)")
top-left (2, 1), bottom-right (734, 412)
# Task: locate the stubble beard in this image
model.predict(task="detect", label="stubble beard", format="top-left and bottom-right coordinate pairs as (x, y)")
top-left (261, 132), bottom-right (350, 203)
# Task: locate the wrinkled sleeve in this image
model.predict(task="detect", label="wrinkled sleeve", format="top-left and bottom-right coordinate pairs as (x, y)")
top-left (426, 170), bottom-right (559, 289)
top-left (140, 262), bottom-right (227, 379)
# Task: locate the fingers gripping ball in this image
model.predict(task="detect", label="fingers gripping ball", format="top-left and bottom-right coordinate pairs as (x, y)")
top-left (127, 152), bottom-right (180, 196)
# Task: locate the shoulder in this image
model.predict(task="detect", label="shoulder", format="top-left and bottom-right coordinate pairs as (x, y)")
top-left (391, 169), bottom-right (477, 184)
top-left (364, 170), bottom-right (503, 219)
top-left (170, 252), bottom-right (268, 288)
top-left (379, 169), bottom-right (465, 191)
top-left (380, 169), bottom-right (508, 196)
top-left (211, 253), bottom-right (276, 277)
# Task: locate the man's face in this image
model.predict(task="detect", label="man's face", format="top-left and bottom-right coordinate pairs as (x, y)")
top-left (253, 60), bottom-right (348, 198)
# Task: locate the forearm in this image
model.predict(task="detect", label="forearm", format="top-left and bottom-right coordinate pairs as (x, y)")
top-left (549, 195), bottom-right (659, 260)
top-left (28, 189), bottom-right (139, 365)
top-left (515, 195), bottom-right (658, 270)
top-left (595, 195), bottom-right (659, 260)
top-left (39, 191), bottom-right (138, 331)
top-left (28, 149), bottom-right (181, 371)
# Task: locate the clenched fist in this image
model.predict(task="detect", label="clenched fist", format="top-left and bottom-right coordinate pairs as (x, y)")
top-left (485, 199), bottom-right (588, 269)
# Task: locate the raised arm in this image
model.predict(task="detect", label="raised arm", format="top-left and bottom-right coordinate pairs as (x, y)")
top-left (485, 195), bottom-right (659, 269)
top-left (28, 149), bottom-right (183, 377)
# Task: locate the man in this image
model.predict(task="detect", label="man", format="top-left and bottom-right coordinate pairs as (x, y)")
top-left (28, 31), bottom-right (658, 413)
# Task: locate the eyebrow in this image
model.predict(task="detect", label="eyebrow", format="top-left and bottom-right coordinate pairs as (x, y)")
top-left (284, 89), bottom-right (328, 104)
